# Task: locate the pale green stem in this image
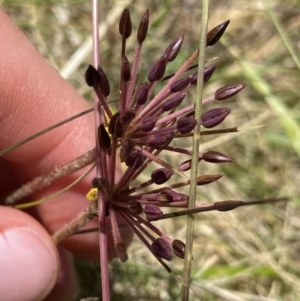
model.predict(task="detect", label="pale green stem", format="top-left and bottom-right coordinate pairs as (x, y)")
top-left (263, 1), bottom-right (300, 71)
top-left (181, 1), bottom-right (209, 300)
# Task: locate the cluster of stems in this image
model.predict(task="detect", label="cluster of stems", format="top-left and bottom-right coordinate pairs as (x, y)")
top-left (85, 8), bottom-right (248, 269)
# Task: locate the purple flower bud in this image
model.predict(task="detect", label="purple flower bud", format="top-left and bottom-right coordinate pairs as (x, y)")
top-left (177, 116), bottom-right (197, 134)
top-left (159, 188), bottom-right (183, 202)
top-left (98, 124), bottom-right (111, 151)
top-left (151, 168), bottom-right (174, 184)
top-left (178, 159), bottom-right (192, 171)
top-left (178, 158), bottom-right (202, 171)
top-left (85, 65), bottom-right (110, 97)
top-left (172, 239), bottom-right (185, 259)
top-left (144, 204), bottom-right (163, 221)
top-left (148, 130), bottom-right (174, 149)
top-left (141, 116), bottom-right (157, 132)
top-left (97, 65), bottom-right (110, 97)
top-left (170, 77), bottom-right (190, 92)
top-left (196, 174), bottom-right (223, 185)
top-left (207, 20), bottom-right (230, 46)
top-left (201, 107), bottom-right (231, 128)
top-left (137, 9), bottom-right (149, 43)
top-left (108, 112), bottom-right (123, 138)
top-left (120, 139), bottom-right (135, 162)
top-left (125, 150), bottom-right (145, 169)
top-left (127, 200), bottom-right (143, 215)
top-left (162, 94), bottom-right (185, 111)
top-left (189, 71), bottom-right (198, 86)
top-left (190, 65), bottom-right (216, 86)
top-left (202, 151), bottom-right (233, 163)
top-left (215, 83), bottom-right (245, 101)
top-left (148, 56), bottom-right (167, 82)
top-left (164, 35), bottom-right (184, 62)
top-left (85, 65), bottom-right (100, 87)
top-left (121, 56), bottom-right (131, 82)
top-left (214, 200), bottom-right (243, 211)
top-left (178, 193), bottom-right (189, 203)
top-left (136, 83), bottom-right (148, 105)
top-left (151, 238), bottom-right (172, 261)
top-left (120, 110), bottom-right (135, 126)
top-left (119, 8), bottom-right (132, 39)
top-left (204, 65), bottom-right (216, 82)
top-left (92, 177), bottom-right (108, 189)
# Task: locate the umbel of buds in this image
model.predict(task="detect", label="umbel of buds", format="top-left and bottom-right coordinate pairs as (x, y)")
top-left (81, 8), bottom-right (283, 272)
top-left (84, 8), bottom-right (242, 264)
top-left (1, 7), bottom-right (286, 285)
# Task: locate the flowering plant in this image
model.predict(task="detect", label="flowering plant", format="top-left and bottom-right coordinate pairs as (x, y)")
top-left (1, 2), bottom-right (291, 301)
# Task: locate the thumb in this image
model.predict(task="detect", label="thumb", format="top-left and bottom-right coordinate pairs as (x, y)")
top-left (0, 207), bottom-right (59, 301)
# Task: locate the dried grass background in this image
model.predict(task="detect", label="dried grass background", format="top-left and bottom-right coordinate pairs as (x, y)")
top-left (1, 0), bottom-right (300, 300)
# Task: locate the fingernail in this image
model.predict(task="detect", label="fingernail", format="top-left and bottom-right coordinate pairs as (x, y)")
top-left (0, 228), bottom-right (58, 301)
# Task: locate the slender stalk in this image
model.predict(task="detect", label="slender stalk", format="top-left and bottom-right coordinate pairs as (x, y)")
top-left (181, 1), bottom-right (209, 300)
top-left (158, 198), bottom-right (288, 220)
top-left (92, 0), bottom-right (110, 300)
top-left (5, 148), bottom-right (96, 205)
top-left (263, 2), bottom-right (300, 71)
top-left (52, 200), bottom-right (97, 244)
top-left (0, 108), bottom-right (93, 157)
top-left (15, 163), bottom-right (96, 209)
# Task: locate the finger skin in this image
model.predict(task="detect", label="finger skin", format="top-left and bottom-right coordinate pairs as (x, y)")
top-left (43, 247), bottom-right (79, 301)
top-left (0, 206), bottom-right (59, 301)
top-left (0, 8), bottom-right (133, 301)
top-left (0, 8), bottom-right (133, 261)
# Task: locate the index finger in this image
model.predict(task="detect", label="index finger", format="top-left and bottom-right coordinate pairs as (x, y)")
top-left (0, 9), bottom-right (132, 260)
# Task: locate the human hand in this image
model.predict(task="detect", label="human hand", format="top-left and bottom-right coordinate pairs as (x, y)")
top-left (0, 9), bottom-right (132, 301)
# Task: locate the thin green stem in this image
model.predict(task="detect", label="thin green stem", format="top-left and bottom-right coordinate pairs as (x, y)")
top-left (181, 0), bottom-right (209, 300)
top-left (263, 1), bottom-right (300, 71)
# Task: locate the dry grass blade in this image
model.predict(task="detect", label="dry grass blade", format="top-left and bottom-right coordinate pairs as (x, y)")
top-left (4, 148), bottom-right (96, 205)
top-left (15, 163), bottom-right (96, 209)
top-left (0, 108), bottom-right (93, 157)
